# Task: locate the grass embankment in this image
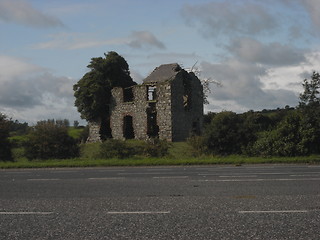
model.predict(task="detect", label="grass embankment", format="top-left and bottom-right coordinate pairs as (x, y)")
top-left (1, 141), bottom-right (320, 169)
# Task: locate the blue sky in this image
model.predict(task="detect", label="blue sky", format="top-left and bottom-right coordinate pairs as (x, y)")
top-left (1, 0), bottom-right (320, 124)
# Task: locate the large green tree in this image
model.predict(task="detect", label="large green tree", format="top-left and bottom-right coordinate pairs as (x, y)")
top-left (299, 71), bottom-right (320, 108)
top-left (298, 71), bottom-right (320, 154)
top-left (73, 51), bottom-right (135, 122)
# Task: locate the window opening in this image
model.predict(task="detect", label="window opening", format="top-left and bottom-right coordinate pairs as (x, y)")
top-left (123, 87), bottom-right (134, 102)
top-left (123, 116), bottom-right (134, 139)
top-left (147, 86), bottom-right (157, 101)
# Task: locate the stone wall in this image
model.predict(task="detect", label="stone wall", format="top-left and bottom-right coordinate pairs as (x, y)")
top-left (110, 85), bottom-right (149, 140)
top-left (155, 82), bottom-right (173, 141)
top-left (87, 119), bottom-right (102, 142)
top-left (171, 71), bottom-right (203, 141)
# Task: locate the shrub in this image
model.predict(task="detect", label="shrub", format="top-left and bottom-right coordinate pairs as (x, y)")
top-left (99, 139), bottom-right (136, 159)
top-left (187, 135), bottom-right (207, 156)
top-left (142, 139), bottom-right (170, 157)
top-left (249, 111), bottom-right (309, 157)
top-left (24, 120), bottom-right (79, 160)
top-left (0, 113), bottom-right (13, 161)
top-left (203, 111), bottom-right (244, 155)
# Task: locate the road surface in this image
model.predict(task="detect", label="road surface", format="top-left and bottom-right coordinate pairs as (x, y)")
top-left (1, 164), bottom-right (320, 239)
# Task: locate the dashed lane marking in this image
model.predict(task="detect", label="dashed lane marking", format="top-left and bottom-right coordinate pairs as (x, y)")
top-left (27, 179), bottom-right (60, 181)
top-left (153, 176), bottom-right (188, 179)
top-left (198, 178), bottom-right (320, 182)
top-left (239, 210), bottom-right (308, 214)
top-left (0, 212), bottom-right (53, 215)
top-left (107, 211), bottom-right (170, 214)
top-left (88, 177), bottom-right (125, 180)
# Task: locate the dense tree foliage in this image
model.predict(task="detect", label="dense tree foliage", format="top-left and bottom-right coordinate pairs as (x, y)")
top-left (9, 120), bottom-right (28, 135)
top-left (73, 52), bottom-right (136, 121)
top-left (298, 71), bottom-right (320, 154)
top-left (0, 113), bottom-right (13, 161)
top-left (299, 71), bottom-right (320, 108)
top-left (24, 120), bottom-right (79, 160)
top-left (192, 71), bottom-right (320, 157)
top-left (203, 112), bottom-right (244, 154)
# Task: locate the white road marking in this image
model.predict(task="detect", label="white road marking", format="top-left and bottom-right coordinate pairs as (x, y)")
top-left (0, 212), bottom-right (53, 215)
top-left (27, 179), bottom-right (60, 181)
top-left (147, 169), bottom-right (172, 171)
top-left (88, 177), bottom-right (125, 180)
top-left (198, 173), bottom-right (288, 176)
top-left (5, 172), bottom-right (32, 174)
top-left (239, 210), bottom-right (308, 214)
top-left (219, 175), bottom-right (257, 178)
top-left (118, 172), bottom-right (175, 175)
top-left (107, 211), bottom-right (170, 214)
top-left (244, 166), bottom-right (275, 169)
top-left (97, 169), bottom-right (125, 172)
top-left (290, 174), bottom-right (320, 177)
top-left (153, 176), bottom-right (188, 179)
top-left (51, 171), bottom-right (78, 173)
top-left (199, 178), bottom-right (320, 182)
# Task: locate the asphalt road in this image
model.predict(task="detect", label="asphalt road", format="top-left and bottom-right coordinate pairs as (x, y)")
top-left (1, 164), bottom-right (320, 240)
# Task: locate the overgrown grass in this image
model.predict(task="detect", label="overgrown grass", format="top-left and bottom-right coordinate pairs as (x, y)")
top-left (1, 141), bottom-right (320, 169)
top-left (68, 127), bottom-right (85, 139)
top-left (2, 141), bottom-right (320, 168)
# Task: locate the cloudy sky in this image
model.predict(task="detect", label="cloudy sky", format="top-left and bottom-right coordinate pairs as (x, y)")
top-left (1, 0), bottom-right (320, 124)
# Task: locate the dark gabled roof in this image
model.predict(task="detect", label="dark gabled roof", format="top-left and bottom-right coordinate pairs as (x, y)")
top-left (143, 63), bottom-right (182, 84)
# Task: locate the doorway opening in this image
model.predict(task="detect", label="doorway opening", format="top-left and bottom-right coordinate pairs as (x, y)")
top-left (123, 115), bottom-right (134, 139)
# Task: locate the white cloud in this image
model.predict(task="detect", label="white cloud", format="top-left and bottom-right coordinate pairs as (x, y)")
top-left (0, 55), bottom-right (80, 123)
top-left (261, 51), bottom-right (320, 92)
top-left (33, 32), bottom-right (126, 50)
top-left (201, 51), bottom-right (320, 112)
top-left (199, 51), bottom-right (308, 112)
top-left (299, 0), bottom-right (320, 30)
top-left (181, 1), bottom-right (278, 38)
top-left (128, 31), bottom-right (165, 49)
top-left (33, 31), bottom-right (165, 50)
top-left (179, 0), bottom-right (320, 112)
top-left (0, 0), bottom-right (64, 28)
top-left (228, 38), bottom-right (307, 66)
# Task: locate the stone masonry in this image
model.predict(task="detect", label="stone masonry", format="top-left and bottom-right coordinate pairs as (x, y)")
top-left (87, 63), bottom-right (203, 142)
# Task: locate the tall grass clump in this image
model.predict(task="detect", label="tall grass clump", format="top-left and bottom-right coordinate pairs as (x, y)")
top-left (99, 139), bottom-right (136, 159)
top-left (98, 139), bottom-right (170, 159)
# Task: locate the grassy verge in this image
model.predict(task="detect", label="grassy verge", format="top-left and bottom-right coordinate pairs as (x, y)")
top-left (1, 155), bottom-right (320, 169)
top-left (1, 142), bottom-right (320, 169)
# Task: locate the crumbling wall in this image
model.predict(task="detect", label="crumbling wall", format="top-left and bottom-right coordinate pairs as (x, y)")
top-left (171, 71), bottom-right (203, 141)
top-left (86, 119), bottom-right (102, 142)
top-left (110, 85), bottom-right (149, 140)
top-left (155, 82), bottom-right (173, 141)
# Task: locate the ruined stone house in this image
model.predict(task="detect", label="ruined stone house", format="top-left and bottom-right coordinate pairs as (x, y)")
top-left (87, 63), bottom-right (203, 142)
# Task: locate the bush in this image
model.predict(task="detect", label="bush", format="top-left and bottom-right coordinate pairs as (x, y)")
top-left (203, 111), bottom-right (245, 155)
top-left (249, 111), bottom-right (308, 156)
top-left (0, 113), bottom-right (13, 161)
top-left (187, 135), bottom-right (207, 156)
top-left (99, 139), bottom-right (136, 159)
top-left (141, 139), bottom-right (170, 157)
top-left (24, 120), bottom-right (79, 160)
